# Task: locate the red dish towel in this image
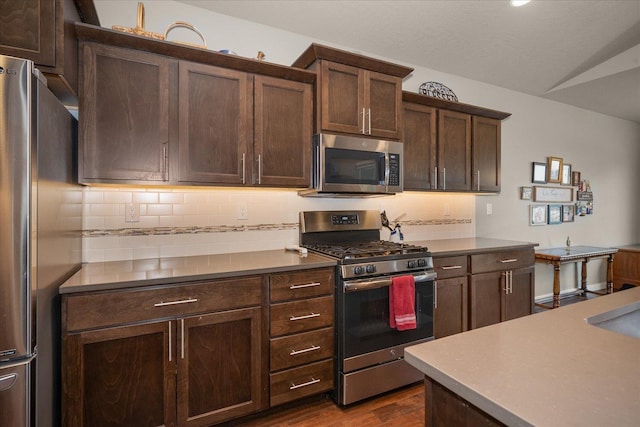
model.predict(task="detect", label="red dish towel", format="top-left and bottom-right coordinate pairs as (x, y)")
top-left (389, 275), bottom-right (417, 331)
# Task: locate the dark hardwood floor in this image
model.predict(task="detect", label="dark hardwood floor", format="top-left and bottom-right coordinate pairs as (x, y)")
top-left (223, 383), bottom-right (425, 427)
top-left (225, 290), bottom-right (615, 427)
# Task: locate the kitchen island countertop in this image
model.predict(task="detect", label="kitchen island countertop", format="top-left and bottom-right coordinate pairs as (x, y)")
top-left (59, 250), bottom-right (336, 294)
top-left (405, 286), bottom-right (640, 427)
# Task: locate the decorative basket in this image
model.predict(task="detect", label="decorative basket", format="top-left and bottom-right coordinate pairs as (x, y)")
top-left (112, 2), bottom-right (207, 49)
top-left (419, 81), bottom-right (458, 102)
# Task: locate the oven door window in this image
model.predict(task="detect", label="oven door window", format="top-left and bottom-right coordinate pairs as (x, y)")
top-left (342, 281), bottom-right (434, 358)
top-left (324, 148), bottom-right (385, 185)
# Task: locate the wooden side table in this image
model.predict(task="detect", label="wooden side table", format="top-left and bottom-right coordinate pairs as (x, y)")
top-left (535, 246), bottom-right (617, 309)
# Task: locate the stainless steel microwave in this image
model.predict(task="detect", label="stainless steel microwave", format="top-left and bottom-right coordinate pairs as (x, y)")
top-left (299, 133), bottom-right (403, 197)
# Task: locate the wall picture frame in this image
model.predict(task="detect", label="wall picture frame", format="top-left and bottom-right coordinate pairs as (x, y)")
top-left (548, 204), bottom-right (562, 224)
top-left (547, 156), bottom-right (563, 183)
top-left (532, 162), bottom-right (547, 184)
top-left (530, 205), bottom-right (547, 226)
top-left (533, 186), bottom-right (574, 202)
top-left (572, 171), bottom-right (581, 186)
top-left (562, 204), bottom-right (575, 222)
top-left (521, 186), bottom-right (532, 200)
top-left (561, 163), bottom-right (572, 186)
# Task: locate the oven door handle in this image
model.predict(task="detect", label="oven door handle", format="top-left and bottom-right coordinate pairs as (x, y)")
top-left (343, 271), bottom-right (437, 292)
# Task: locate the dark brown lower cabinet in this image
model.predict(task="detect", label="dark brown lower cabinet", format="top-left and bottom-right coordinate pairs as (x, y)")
top-left (62, 277), bottom-right (266, 427)
top-left (470, 267), bottom-right (535, 329)
top-left (434, 276), bottom-right (468, 339)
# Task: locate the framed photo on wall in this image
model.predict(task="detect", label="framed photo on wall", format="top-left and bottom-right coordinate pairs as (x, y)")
top-left (532, 162), bottom-right (547, 184)
top-left (548, 204), bottom-right (562, 224)
top-left (547, 156), bottom-right (563, 183)
top-left (572, 171), bottom-right (581, 186)
top-left (530, 205), bottom-right (547, 226)
top-left (562, 204), bottom-right (575, 222)
top-left (521, 186), bottom-right (532, 200)
top-left (561, 163), bottom-right (572, 185)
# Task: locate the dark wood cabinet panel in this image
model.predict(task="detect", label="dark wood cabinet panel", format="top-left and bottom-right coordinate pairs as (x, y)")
top-left (177, 61), bottom-right (251, 185)
top-left (402, 103), bottom-right (437, 190)
top-left (178, 307), bottom-right (265, 426)
top-left (63, 321), bottom-right (175, 427)
top-left (319, 61), bottom-right (364, 135)
top-left (435, 276), bottom-right (468, 339)
top-left (613, 247), bottom-right (640, 289)
top-left (367, 71), bottom-right (403, 139)
top-left (469, 271), bottom-right (503, 329)
top-left (269, 268), bottom-right (334, 302)
top-left (472, 116), bottom-right (501, 192)
top-left (438, 110), bottom-right (472, 191)
top-left (79, 43), bottom-right (171, 183)
top-left (505, 267), bottom-right (535, 322)
top-left (254, 75), bottom-right (312, 186)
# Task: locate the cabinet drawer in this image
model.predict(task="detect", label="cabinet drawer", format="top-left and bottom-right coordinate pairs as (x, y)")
top-left (270, 268), bottom-right (334, 302)
top-left (470, 249), bottom-right (534, 274)
top-left (270, 327), bottom-right (334, 371)
top-left (433, 256), bottom-right (468, 279)
top-left (270, 359), bottom-right (334, 407)
top-left (270, 296), bottom-right (333, 337)
top-left (65, 276), bottom-right (263, 332)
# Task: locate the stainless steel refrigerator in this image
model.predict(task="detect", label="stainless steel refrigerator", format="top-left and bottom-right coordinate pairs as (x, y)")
top-left (0, 55), bottom-right (81, 426)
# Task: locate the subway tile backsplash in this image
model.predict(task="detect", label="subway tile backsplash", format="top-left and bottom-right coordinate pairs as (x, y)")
top-left (82, 187), bottom-right (475, 263)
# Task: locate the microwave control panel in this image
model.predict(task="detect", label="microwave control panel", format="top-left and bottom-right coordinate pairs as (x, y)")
top-left (388, 153), bottom-right (400, 187)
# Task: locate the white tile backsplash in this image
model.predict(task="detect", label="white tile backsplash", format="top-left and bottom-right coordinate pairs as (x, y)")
top-left (81, 186), bottom-right (476, 263)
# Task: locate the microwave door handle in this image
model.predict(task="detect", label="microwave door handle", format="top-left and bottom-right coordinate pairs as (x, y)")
top-left (380, 154), bottom-right (388, 186)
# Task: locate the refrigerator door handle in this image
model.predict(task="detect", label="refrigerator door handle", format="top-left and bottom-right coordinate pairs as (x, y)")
top-left (0, 373), bottom-right (18, 391)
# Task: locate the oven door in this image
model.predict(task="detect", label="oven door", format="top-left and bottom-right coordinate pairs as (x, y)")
top-left (339, 271), bottom-right (435, 373)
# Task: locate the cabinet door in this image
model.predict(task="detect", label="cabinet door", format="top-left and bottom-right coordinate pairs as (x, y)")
top-left (366, 71), bottom-right (402, 139)
top-left (62, 322), bottom-right (175, 427)
top-left (80, 43), bottom-right (170, 183)
top-left (177, 307), bottom-right (265, 426)
top-left (469, 271), bottom-right (503, 329)
top-left (402, 103), bottom-right (437, 190)
top-left (434, 277), bottom-right (468, 339)
top-left (254, 75), bottom-right (312, 187)
top-left (319, 61), bottom-right (365, 135)
top-left (177, 61), bottom-right (252, 184)
top-left (472, 116), bottom-right (501, 192)
top-left (505, 267), bottom-right (534, 321)
top-left (438, 110), bottom-right (471, 191)
top-left (0, 0), bottom-right (56, 67)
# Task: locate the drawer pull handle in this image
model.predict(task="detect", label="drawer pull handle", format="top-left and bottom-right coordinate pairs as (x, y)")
top-left (290, 345), bottom-right (321, 356)
top-left (441, 265), bottom-right (463, 270)
top-left (290, 313), bottom-right (320, 321)
top-left (289, 377), bottom-right (320, 390)
top-left (498, 259), bottom-right (518, 264)
top-left (154, 298), bottom-right (198, 307)
top-left (290, 282), bottom-right (321, 290)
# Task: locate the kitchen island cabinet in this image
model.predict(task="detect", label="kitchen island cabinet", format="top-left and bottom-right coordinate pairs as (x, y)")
top-left (406, 286), bottom-right (640, 426)
top-left (292, 43), bottom-right (412, 140)
top-left (76, 23), bottom-right (315, 187)
top-left (401, 92), bottom-right (509, 193)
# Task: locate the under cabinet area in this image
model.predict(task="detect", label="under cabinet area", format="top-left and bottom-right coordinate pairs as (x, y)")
top-left (268, 268), bottom-right (335, 406)
top-left (401, 92), bottom-right (510, 193)
top-left (62, 276), bottom-right (267, 427)
top-left (76, 24), bottom-right (314, 187)
top-left (292, 43), bottom-right (412, 140)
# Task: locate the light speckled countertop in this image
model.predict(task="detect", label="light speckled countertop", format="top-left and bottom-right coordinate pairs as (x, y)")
top-left (59, 250), bottom-right (336, 294)
top-left (405, 286), bottom-right (640, 427)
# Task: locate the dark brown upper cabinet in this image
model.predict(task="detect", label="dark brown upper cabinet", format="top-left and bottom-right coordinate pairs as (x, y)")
top-left (402, 92), bottom-right (510, 193)
top-left (292, 43), bottom-right (412, 140)
top-left (76, 24), bottom-right (315, 187)
top-left (0, 0), bottom-right (99, 105)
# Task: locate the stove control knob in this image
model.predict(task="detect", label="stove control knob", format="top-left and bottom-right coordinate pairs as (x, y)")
top-left (407, 260), bottom-right (417, 269)
top-left (418, 259), bottom-right (427, 267)
top-left (366, 264), bottom-right (377, 274)
top-left (354, 266), bottom-right (365, 275)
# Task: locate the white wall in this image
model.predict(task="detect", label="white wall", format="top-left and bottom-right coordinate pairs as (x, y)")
top-left (91, 1), bottom-right (640, 298)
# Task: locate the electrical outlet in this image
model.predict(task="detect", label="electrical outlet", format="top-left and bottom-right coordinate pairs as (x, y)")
top-left (486, 203), bottom-right (493, 215)
top-left (125, 203), bottom-right (140, 222)
top-left (444, 204), bottom-right (451, 216)
top-left (237, 202), bottom-right (248, 220)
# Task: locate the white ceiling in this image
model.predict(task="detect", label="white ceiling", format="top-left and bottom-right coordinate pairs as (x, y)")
top-left (178, 0), bottom-right (640, 123)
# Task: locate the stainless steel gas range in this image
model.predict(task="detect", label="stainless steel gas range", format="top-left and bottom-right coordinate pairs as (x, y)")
top-left (300, 210), bottom-right (436, 405)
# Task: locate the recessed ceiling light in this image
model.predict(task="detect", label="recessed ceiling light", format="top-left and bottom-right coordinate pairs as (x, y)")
top-left (510, 0), bottom-right (531, 6)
